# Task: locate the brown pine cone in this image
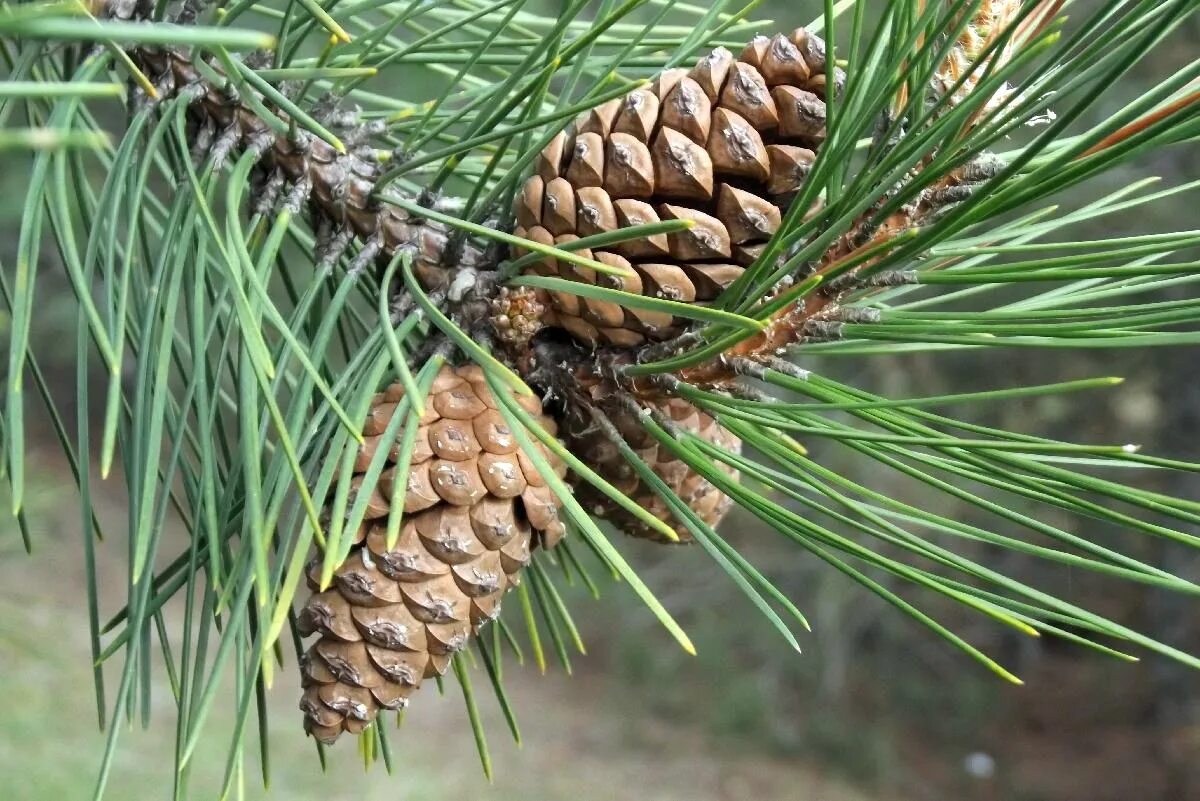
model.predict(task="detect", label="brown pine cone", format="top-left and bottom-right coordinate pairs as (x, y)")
top-left (298, 365), bottom-right (567, 744)
top-left (560, 374), bottom-right (740, 544)
top-left (512, 29), bottom-right (842, 347)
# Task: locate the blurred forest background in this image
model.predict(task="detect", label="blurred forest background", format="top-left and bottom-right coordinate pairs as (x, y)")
top-left (2, 2), bottom-right (1199, 800)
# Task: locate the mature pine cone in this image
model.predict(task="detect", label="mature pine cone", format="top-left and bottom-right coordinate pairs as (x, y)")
top-left (298, 365), bottom-right (567, 744)
top-left (560, 375), bottom-right (740, 544)
top-left (513, 29), bottom-right (841, 347)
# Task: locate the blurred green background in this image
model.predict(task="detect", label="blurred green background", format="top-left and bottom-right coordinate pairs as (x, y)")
top-left (3, 2), bottom-right (1199, 800)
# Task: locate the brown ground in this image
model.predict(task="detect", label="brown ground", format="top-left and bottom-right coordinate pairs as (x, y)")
top-left (4, 453), bottom-right (1197, 801)
top-left (0, 462), bottom-right (878, 801)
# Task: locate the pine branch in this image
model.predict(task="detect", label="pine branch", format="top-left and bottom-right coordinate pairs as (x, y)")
top-left (6, 1), bottom-right (1200, 797)
top-left (102, 3), bottom-right (490, 294)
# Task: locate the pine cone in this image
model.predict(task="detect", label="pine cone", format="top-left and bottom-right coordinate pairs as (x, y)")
top-left (298, 365), bottom-right (566, 744)
top-left (513, 29), bottom-right (842, 347)
top-left (561, 375), bottom-right (740, 544)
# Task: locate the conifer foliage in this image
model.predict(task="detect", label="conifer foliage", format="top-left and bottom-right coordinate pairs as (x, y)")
top-left (3, 0), bottom-right (1200, 796)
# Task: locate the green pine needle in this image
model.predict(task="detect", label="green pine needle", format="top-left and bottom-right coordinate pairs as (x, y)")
top-left (7, 1), bottom-right (1200, 795)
